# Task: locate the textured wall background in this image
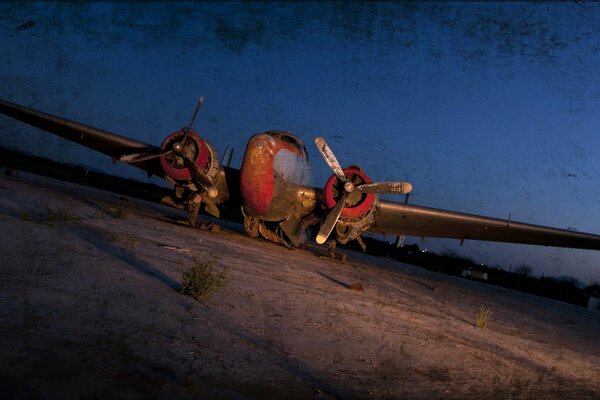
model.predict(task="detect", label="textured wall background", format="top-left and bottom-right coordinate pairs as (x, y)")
top-left (1, 2), bottom-right (599, 283)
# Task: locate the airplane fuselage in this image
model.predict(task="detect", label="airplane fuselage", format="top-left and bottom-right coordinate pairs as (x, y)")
top-left (3, 98), bottom-right (600, 254)
top-left (240, 131), bottom-right (313, 222)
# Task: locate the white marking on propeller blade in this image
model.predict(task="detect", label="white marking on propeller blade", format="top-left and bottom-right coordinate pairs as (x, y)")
top-left (357, 182), bottom-right (413, 194)
top-left (315, 137), bottom-right (346, 182)
top-left (316, 192), bottom-right (348, 244)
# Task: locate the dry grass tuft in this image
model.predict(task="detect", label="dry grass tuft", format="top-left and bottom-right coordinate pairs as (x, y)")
top-left (180, 256), bottom-right (228, 300)
top-left (44, 207), bottom-right (77, 222)
top-left (476, 306), bottom-right (492, 329)
top-left (110, 232), bottom-right (138, 248)
top-left (112, 201), bottom-right (129, 220)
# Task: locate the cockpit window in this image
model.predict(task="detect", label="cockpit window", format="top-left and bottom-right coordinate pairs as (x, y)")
top-left (266, 131), bottom-right (307, 157)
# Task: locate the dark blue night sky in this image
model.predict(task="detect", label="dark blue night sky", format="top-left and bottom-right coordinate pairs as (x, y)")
top-left (1, 2), bottom-right (599, 283)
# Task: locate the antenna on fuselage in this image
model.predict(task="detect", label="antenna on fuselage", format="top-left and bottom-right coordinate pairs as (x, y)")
top-left (221, 145), bottom-right (234, 167)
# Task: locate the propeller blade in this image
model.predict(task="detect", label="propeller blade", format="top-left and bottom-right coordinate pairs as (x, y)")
top-left (357, 181), bottom-right (413, 194)
top-left (203, 198), bottom-right (220, 218)
top-left (315, 137), bottom-right (346, 183)
top-left (183, 96), bottom-right (205, 141)
top-left (118, 149), bottom-right (173, 163)
top-left (316, 192), bottom-right (348, 244)
top-left (183, 156), bottom-right (218, 199)
top-left (186, 96), bottom-right (204, 131)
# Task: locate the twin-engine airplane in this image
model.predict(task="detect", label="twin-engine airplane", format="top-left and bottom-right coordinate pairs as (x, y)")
top-left (2, 97), bottom-right (600, 258)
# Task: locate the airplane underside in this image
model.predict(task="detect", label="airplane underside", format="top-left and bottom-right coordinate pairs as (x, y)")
top-left (2, 97), bottom-right (600, 256)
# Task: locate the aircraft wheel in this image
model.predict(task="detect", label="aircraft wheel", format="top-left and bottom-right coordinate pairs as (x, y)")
top-left (244, 215), bottom-right (260, 237)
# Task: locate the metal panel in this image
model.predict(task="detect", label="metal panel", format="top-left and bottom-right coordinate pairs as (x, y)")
top-left (370, 200), bottom-right (600, 250)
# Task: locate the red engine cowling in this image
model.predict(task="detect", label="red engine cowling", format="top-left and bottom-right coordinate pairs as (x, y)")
top-left (323, 166), bottom-right (378, 244)
top-left (159, 128), bottom-right (212, 182)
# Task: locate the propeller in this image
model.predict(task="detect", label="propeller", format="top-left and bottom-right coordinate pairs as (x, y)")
top-left (182, 95), bottom-right (204, 142)
top-left (316, 192), bottom-right (348, 245)
top-left (117, 96), bottom-right (217, 199)
top-left (314, 136), bottom-right (413, 245)
top-left (117, 149), bottom-right (169, 163)
top-left (315, 137), bottom-right (346, 182)
top-left (119, 96), bottom-right (205, 164)
top-left (183, 155), bottom-right (218, 199)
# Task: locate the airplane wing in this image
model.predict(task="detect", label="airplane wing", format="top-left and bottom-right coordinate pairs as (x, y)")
top-left (3, 98), bottom-right (600, 251)
top-left (369, 200), bottom-right (600, 250)
top-left (0, 99), bottom-right (165, 178)
top-left (0, 98), bottom-right (244, 222)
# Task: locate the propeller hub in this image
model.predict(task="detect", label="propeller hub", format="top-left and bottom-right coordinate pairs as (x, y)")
top-left (172, 141), bottom-right (184, 154)
top-left (323, 166), bottom-right (376, 219)
top-left (160, 128), bottom-right (210, 183)
top-left (343, 181), bottom-right (355, 193)
top-left (206, 187), bottom-right (218, 199)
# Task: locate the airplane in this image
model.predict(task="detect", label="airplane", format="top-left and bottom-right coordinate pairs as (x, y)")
top-left (2, 97), bottom-right (600, 261)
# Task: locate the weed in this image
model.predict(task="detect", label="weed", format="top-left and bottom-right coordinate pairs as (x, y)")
top-left (476, 306), bottom-right (492, 329)
top-left (101, 200), bottom-right (129, 219)
top-left (19, 212), bottom-right (31, 221)
top-left (44, 207), bottom-right (77, 222)
top-left (180, 256), bottom-right (228, 300)
top-left (110, 232), bottom-right (138, 248)
top-left (113, 201), bottom-right (129, 219)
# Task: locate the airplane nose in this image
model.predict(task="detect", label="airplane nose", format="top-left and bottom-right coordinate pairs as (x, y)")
top-left (249, 134), bottom-right (276, 153)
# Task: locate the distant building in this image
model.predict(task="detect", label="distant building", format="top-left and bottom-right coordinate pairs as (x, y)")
top-left (461, 270), bottom-right (488, 281)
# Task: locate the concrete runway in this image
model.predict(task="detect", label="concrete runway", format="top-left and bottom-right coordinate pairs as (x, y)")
top-left (0, 171), bottom-right (599, 399)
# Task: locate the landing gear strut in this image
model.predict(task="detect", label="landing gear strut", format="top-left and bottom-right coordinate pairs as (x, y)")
top-left (161, 185), bottom-right (219, 231)
top-left (242, 209), bottom-right (294, 249)
top-left (325, 240), bottom-right (347, 264)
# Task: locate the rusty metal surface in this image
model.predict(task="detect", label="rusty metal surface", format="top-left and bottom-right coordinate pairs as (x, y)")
top-left (371, 200), bottom-right (600, 250)
top-left (240, 131), bottom-right (311, 222)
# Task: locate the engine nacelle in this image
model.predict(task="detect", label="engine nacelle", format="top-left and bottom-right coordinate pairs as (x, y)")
top-left (159, 128), bottom-right (219, 184)
top-left (158, 128), bottom-right (228, 207)
top-left (323, 166), bottom-right (378, 244)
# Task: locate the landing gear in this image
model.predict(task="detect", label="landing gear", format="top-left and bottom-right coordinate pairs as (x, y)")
top-left (161, 185), bottom-right (220, 230)
top-left (325, 240), bottom-right (347, 264)
top-left (187, 193), bottom-right (203, 228)
top-left (242, 209), bottom-right (295, 249)
top-left (259, 222), bottom-right (294, 249)
top-left (243, 212), bottom-right (260, 238)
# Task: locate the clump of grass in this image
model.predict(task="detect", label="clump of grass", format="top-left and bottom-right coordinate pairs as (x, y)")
top-left (180, 256), bottom-right (228, 300)
top-left (19, 208), bottom-right (78, 224)
top-left (44, 207), bottom-right (77, 222)
top-left (110, 232), bottom-right (138, 248)
top-left (19, 212), bottom-right (31, 221)
top-left (113, 201), bottom-right (129, 220)
top-left (476, 306), bottom-right (492, 329)
top-left (101, 199), bottom-right (129, 219)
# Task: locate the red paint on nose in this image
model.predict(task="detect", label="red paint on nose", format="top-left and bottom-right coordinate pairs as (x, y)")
top-left (240, 135), bottom-right (275, 215)
top-left (240, 133), bottom-right (304, 217)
